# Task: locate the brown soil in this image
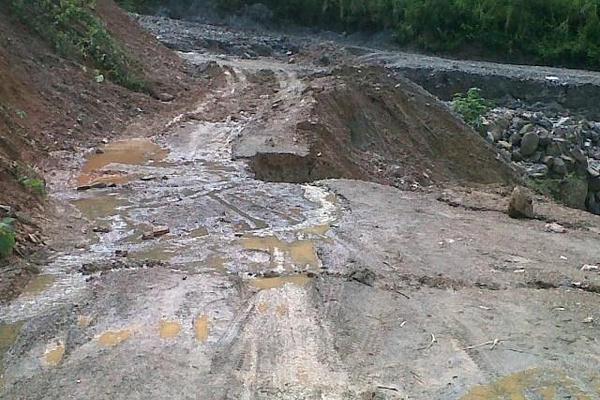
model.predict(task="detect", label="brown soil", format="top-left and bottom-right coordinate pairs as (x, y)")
top-left (243, 65), bottom-right (517, 189)
top-left (0, 0), bottom-right (204, 297)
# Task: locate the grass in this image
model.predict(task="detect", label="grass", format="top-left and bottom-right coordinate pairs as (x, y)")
top-left (9, 0), bottom-right (147, 91)
top-left (0, 218), bottom-right (16, 259)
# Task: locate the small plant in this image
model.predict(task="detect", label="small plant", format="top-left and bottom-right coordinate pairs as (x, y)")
top-left (9, 163), bottom-right (47, 196)
top-left (0, 218), bottom-right (16, 259)
top-left (21, 177), bottom-right (46, 196)
top-left (452, 88), bottom-right (493, 131)
top-left (15, 110), bottom-right (27, 119)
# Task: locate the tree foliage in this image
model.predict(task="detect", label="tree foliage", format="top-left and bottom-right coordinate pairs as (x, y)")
top-left (124, 0), bottom-right (600, 70)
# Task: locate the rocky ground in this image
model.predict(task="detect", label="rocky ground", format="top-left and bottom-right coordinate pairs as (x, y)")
top-left (1, 12), bottom-right (600, 400)
top-left (482, 106), bottom-right (600, 213)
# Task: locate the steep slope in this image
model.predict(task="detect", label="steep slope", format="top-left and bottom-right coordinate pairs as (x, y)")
top-left (0, 0), bottom-right (191, 259)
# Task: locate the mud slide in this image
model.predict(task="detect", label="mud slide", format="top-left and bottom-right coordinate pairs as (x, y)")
top-left (1, 20), bottom-right (600, 400)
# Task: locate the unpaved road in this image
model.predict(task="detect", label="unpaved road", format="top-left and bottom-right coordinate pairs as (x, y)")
top-left (2, 29), bottom-right (600, 400)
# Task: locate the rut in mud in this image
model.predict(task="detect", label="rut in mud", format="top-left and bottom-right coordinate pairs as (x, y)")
top-left (1, 14), bottom-right (600, 400)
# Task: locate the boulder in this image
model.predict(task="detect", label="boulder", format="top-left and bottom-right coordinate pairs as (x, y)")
top-left (551, 157), bottom-right (568, 176)
top-left (558, 176), bottom-right (588, 210)
top-left (508, 186), bottom-right (534, 219)
top-left (520, 132), bottom-right (540, 156)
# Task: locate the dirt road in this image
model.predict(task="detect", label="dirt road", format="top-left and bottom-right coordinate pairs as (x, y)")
top-left (1, 25), bottom-right (600, 400)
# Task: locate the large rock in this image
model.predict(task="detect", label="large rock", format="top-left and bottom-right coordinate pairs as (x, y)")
top-left (520, 132), bottom-right (540, 156)
top-left (508, 186), bottom-right (534, 219)
top-left (551, 157), bottom-right (568, 176)
top-left (558, 176), bottom-right (588, 210)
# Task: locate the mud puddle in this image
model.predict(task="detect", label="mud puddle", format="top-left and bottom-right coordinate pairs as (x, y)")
top-left (77, 138), bottom-right (169, 186)
top-left (98, 329), bottom-right (134, 348)
top-left (249, 274), bottom-right (313, 290)
top-left (241, 235), bottom-right (320, 270)
top-left (20, 274), bottom-right (55, 297)
top-left (461, 368), bottom-right (598, 399)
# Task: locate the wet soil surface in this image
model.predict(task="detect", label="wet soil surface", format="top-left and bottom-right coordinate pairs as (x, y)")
top-left (2, 21), bottom-right (600, 400)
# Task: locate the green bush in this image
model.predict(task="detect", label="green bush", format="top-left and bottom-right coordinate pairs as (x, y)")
top-left (0, 218), bottom-right (16, 259)
top-left (451, 88), bottom-right (493, 131)
top-left (10, 0), bottom-right (146, 91)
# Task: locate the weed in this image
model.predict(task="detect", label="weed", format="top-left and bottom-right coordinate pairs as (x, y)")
top-left (9, 0), bottom-right (147, 92)
top-left (20, 178), bottom-right (46, 196)
top-left (451, 88), bottom-right (493, 132)
top-left (0, 218), bottom-right (16, 259)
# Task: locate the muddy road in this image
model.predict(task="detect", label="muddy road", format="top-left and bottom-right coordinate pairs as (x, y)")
top-left (2, 23), bottom-right (600, 400)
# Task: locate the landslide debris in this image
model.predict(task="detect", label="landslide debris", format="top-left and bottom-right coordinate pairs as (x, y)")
top-left (236, 65), bottom-right (516, 188)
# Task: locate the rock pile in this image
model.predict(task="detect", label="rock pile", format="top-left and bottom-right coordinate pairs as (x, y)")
top-left (482, 108), bottom-right (600, 213)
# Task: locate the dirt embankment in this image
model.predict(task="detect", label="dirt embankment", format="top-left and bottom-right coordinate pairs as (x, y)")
top-left (236, 65), bottom-right (516, 189)
top-left (0, 0), bottom-right (197, 293)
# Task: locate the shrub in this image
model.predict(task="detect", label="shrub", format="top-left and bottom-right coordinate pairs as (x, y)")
top-left (0, 218), bottom-right (16, 259)
top-left (451, 88), bottom-right (493, 131)
top-left (9, 0), bottom-right (147, 91)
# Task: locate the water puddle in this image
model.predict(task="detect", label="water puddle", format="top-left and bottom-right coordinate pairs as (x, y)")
top-left (193, 316), bottom-right (210, 342)
top-left (130, 244), bottom-right (178, 262)
top-left (301, 224), bottom-right (331, 237)
top-left (461, 368), bottom-right (594, 399)
top-left (73, 194), bottom-right (129, 221)
top-left (20, 275), bottom-right (55, 297)
top-left (43, 342), bottom-right (65, 366)
top-left (189, 226), bottom-right (209, 238)
top-left (78, 138), bottom-right (168, 186)
top-left (0, 322), bottom-right (23, 379)
top-left (241, 235), bottom-right (319, 269)
top-left (249, 275), bottom-right (312, 290)
top-left (98, 329), bottom-right (133, 348)
top-left (159, 320), bottom-right (181, 339)
top-left (206, 255), bottom-right (227, 272)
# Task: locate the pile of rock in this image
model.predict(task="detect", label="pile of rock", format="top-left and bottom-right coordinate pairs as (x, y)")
top-left (482, 108), bottom-right (600, 213)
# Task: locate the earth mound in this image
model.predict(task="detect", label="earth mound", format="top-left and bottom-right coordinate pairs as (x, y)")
top-left (235, 65), bottom-right (516, 188)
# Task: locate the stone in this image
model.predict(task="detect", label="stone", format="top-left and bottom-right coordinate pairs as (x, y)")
top-left (551, 157), bottom-right (568, 176)
top-left (588, 175), bottom-right (600, 192)
top-left (349, 268), bottom-right (376, 286)
top-left (526, 164), bottom-right (548, 178)
top-left (520, 132), bottom-right (540, 156)
top-left (558, 176), bottom-right (588, 210)
top-left (536, 128), bottom-right (551, 147)
top-left (545, 223), bottom-right (567, 234)
top-left (542, 156), bottom-right (554, 167)
top-left (511, 150), bottom-right (523, 162)
top-left (156, 92), bottom-right (175, 102)
top-left (509, 133), bottom-right (522, 146)
top-left (497, 141), bottom-right (512, 151)
top-left (560, 155), bottom-right (576, 173)
top-left (152, 226), bottom-right (170, 237)
top-left (519, 124), bottom-right (535, 135)
top-left (508, 186), bottom-right (534, 219)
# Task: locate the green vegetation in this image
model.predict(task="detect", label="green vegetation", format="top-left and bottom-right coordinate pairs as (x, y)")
top-left (451, 88), bottom-right (493, 131)
top-left (8, 163), bottom-right (47, 196)
top-left (20, 177), bottom-right (46, 196)
top-left (0, 218), bottom-right (16, 259)
top-left (122, 0), bottom-right (600, 70)
top-left (9, 0), bottom-right (146, 91)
